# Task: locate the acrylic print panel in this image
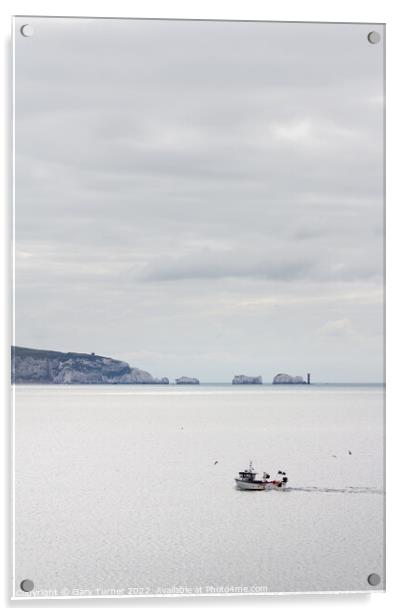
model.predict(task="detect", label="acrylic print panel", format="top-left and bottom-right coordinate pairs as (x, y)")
top-left (13, 17), bottom-right (385, 598)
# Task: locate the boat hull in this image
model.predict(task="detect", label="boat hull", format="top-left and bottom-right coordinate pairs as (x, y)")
top-left (235, 479), bottom-right (267, 490)
top-left (235, 479), bottom-right (286, 491)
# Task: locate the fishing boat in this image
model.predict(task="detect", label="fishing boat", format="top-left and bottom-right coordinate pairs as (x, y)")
top-left (235, 461), bottom-right (267, 490)
top-left (234, 461), bottom-right (288, 491)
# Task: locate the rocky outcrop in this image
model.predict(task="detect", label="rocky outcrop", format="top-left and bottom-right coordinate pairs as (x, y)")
top-left (175, 376), bottom-right (200, 384)
top-left (273, 373), bottom-right (306, 384)
top-left (11, 346), bottom-right (169, 385)
top-left (232, 375), bottom-right (263, 385)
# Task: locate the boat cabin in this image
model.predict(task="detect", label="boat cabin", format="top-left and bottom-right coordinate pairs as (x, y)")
top-left (238, 470), bottom-right (257, 481)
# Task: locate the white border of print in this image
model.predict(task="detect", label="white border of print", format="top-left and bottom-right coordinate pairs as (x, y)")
top-left (1, 0), bottom-right (401, 614)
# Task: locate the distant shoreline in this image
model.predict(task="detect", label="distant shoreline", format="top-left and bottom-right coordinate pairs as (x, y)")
top-left (12, 382), bottom-right (385, 387)
top-left (12, 346), bottom-right (384, 387)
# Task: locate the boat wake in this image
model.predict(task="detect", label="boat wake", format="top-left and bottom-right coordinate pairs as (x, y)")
top-left (286, 486), bottom-right (383, 494)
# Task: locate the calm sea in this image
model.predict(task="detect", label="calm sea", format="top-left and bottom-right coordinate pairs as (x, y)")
top-left (13, 384), bottom-right (385, 597)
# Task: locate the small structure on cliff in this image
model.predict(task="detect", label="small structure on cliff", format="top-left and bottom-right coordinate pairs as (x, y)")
top-left (175, 376), bottom-right (200, 385)
top-left (272, 373), bottom-right (310, 385)
top-left (232, 375), bottom-right (263, 385)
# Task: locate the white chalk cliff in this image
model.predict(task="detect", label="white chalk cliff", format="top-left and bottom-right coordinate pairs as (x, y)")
top-left (272, 373), bottom-right (306, 384)
top-left (232, 375), bottom-right (263, 384)
top-left (175, 376), bottom-right (200, 384)
top-left (11, 346), bottom-right (169, 384)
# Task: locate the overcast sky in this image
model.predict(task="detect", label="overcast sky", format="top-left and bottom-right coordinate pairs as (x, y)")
top-left (14, 18), bottom-right (384, 382)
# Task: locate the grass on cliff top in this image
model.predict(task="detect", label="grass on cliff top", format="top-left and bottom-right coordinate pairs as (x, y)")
top-left (11, 346), bottom-right (112, 362)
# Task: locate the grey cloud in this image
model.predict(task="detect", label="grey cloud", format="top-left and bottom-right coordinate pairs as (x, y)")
top-left (141, 252), bottom-right (382, 284)
top-left (141, 252), bottom-right (315, 283)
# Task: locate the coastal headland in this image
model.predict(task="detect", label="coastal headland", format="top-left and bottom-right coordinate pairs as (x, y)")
top-left (11, 346), bottom-right (311, 385)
